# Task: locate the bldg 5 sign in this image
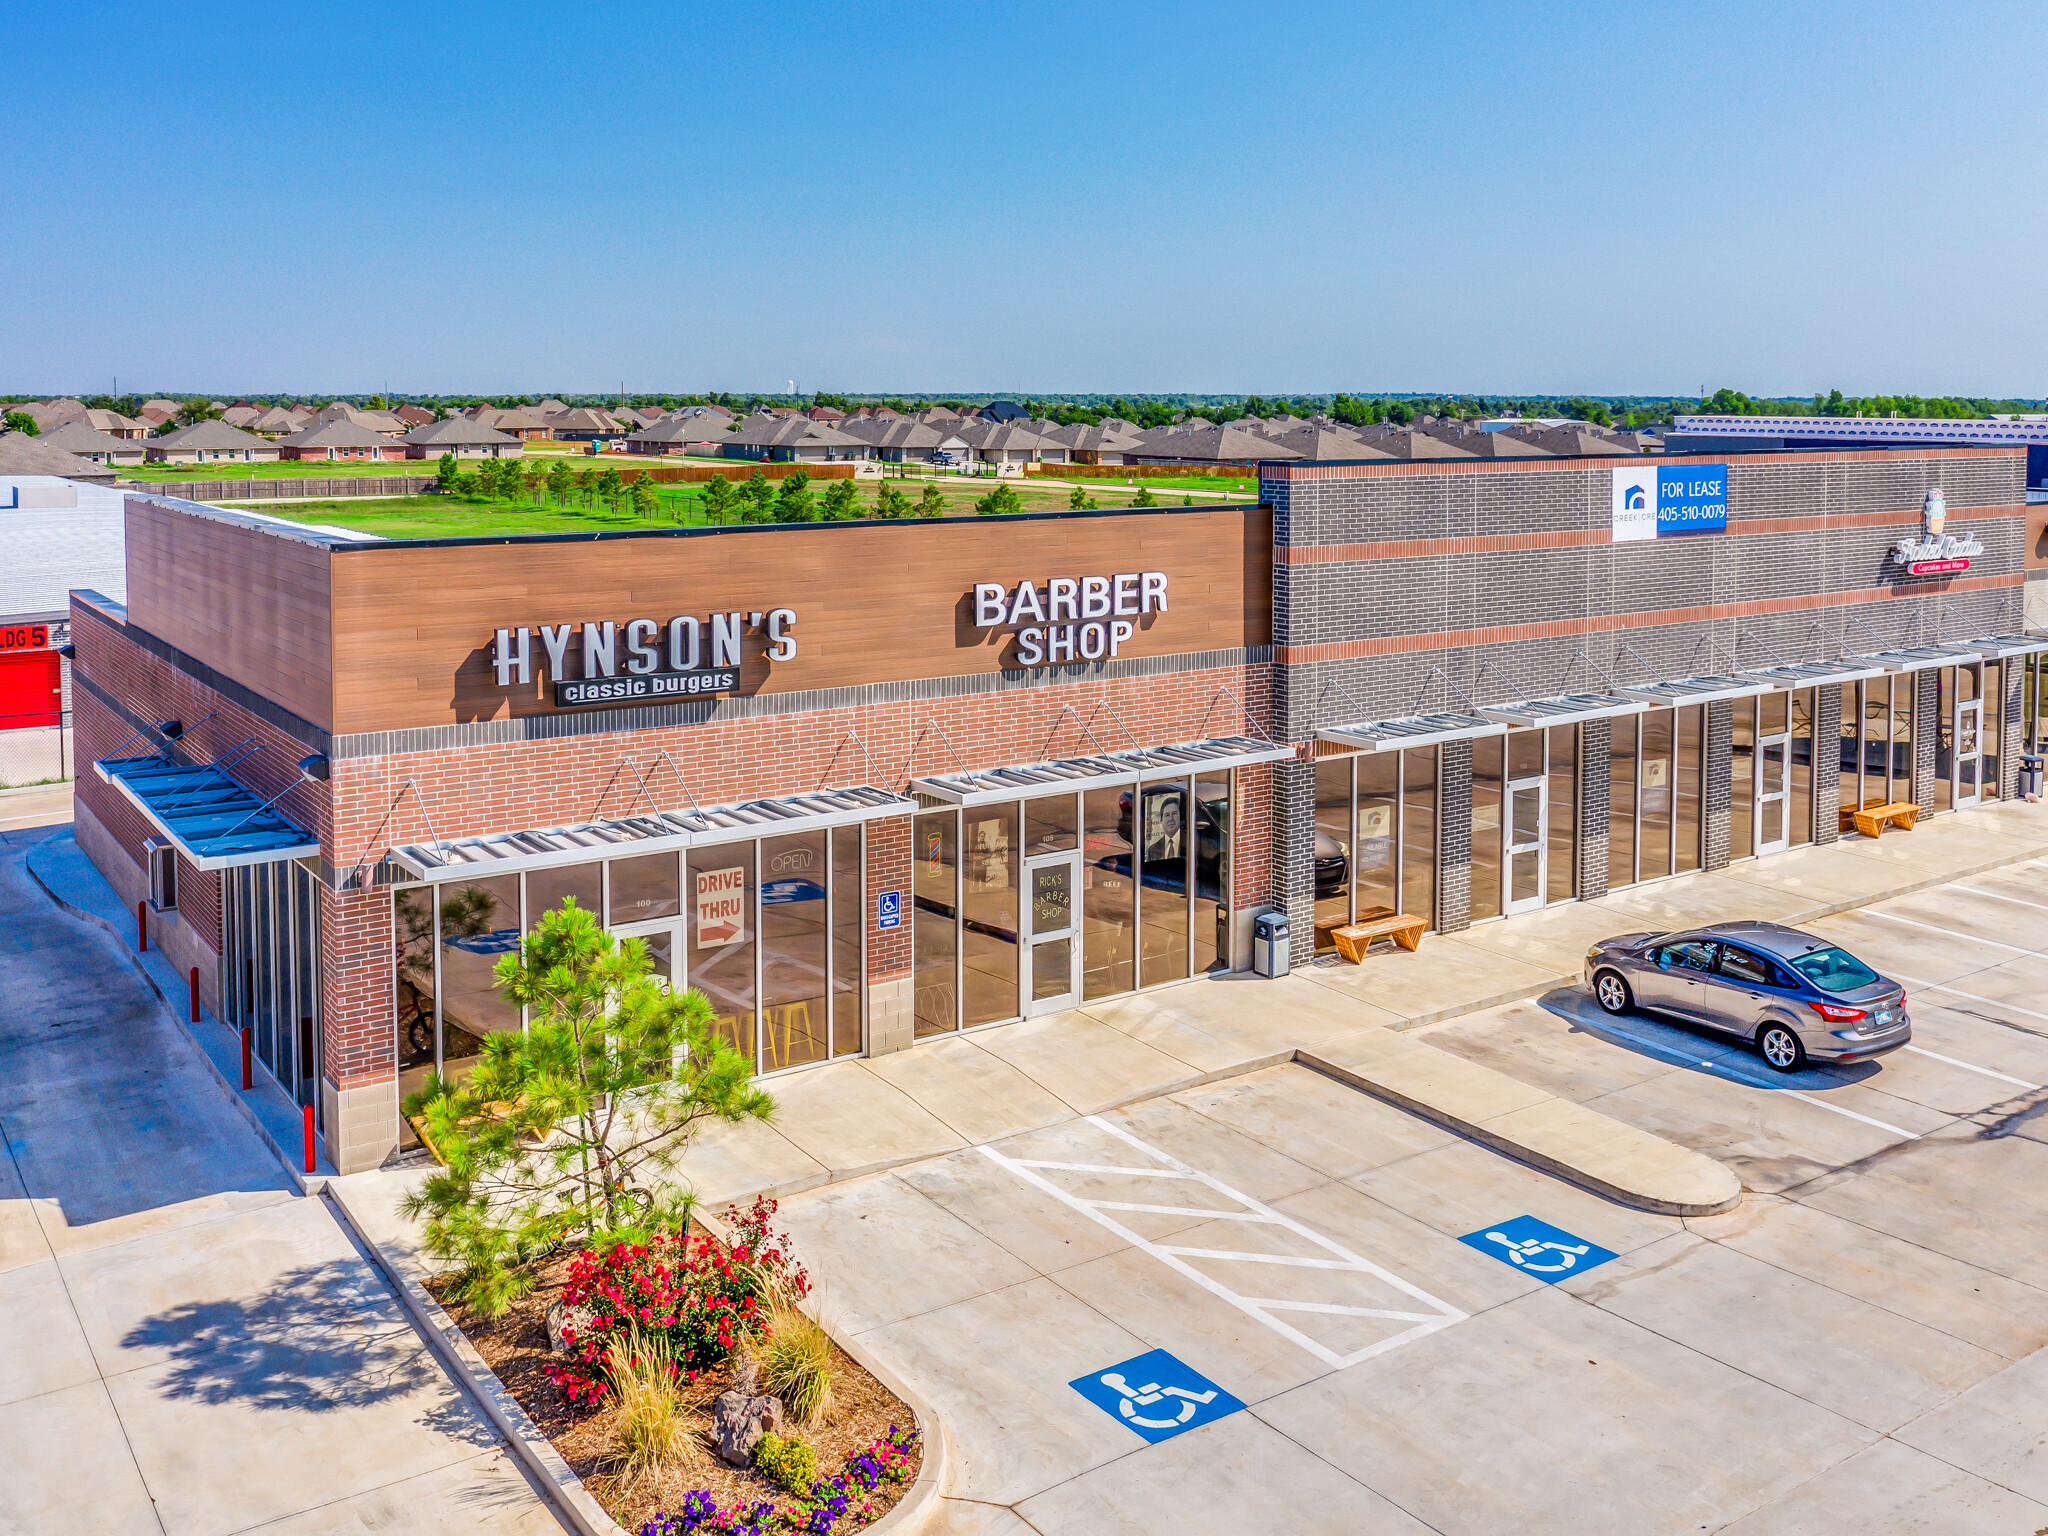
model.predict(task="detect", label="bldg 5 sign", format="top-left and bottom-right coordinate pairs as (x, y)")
top-left (1612, 465), bottom-right (1728, 542)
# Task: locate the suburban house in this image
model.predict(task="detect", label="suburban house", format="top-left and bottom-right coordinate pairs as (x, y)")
top-left (80, 408), bottom-right (150, 439)
top-left (144, 420), bottom-right (281, 464)
top-left (720, 413), bottom-right (868, 463)
top-left (401, 417), bottom-right (522, 460)
top-left (1123, 424), bottom-right (1304, 468)
top-left (465, 407), bottom-right (550, 440)
top-left (251, 406), bottom-right (314, 436)
top-left (313, 403), bottom-right (408, 437)
top-left (393, 405), bottom-right (437, 429)
top-left (954, 419), bottom-right (1067, 469)
top-left (541, 407), bottom-right (630, 441)
top-left (221, 405), bottom-right (265, 430)
top-left (622, 417), bottom-right (731, 456)
top-left (836, 417), bottom-right (975, 465)
top-left (32, 420), bottom-right (149, 467)
top-left (1039, 420), bottom-right (1146, 464)
top-left (277, 420), bottom-right (409, 462)
top-left (806, 405), bottom-right (847, 424)
top-left (0, 433), bottom-right (119, 485)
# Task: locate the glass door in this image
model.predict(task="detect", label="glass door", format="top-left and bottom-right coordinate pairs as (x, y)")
top-left (1956, 697), bottom-right (1983, 809)
top-left (613, 919), bottom-right (682, 992)
top-left (1756, 726), bottom-right (1791, 854)
top-left (1504, 774), bottom-right (1547, 915)
top-left (1024, 850), bottom-right (1081, 1016)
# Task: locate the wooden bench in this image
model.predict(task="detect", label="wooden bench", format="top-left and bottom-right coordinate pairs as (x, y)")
top-left (1320, 904), bottom-right (1428, 961)
top-left (1839, 798), bottom-right (1919, 838)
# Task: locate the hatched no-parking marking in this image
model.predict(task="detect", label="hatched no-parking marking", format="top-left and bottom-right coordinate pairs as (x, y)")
top-left (979, 1115), bottom-right (1465, 1370)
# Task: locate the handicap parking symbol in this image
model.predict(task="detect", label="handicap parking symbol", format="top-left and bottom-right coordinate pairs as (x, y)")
top-left (1070, 1349), bottom-right (1245, 1443)
top-left (1459, 1214), bottom-right (1617, 1283)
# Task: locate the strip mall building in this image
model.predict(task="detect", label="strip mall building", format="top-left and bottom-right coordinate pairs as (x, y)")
top-left (72, 447), bottom-right (2048, 1172)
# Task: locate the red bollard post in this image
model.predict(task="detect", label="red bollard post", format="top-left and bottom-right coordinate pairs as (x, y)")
top-left (303, 1104), bottom-right (316, 1175)
top-left (137, 900), bottom-right (147, 951)
top-left (189, 967), bottom-right (200, 1024)
top-left (241, 1027), bottom-right (253, 1090)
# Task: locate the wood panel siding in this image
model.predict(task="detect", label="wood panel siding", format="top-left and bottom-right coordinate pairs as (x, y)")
top-left (123, 498), bottom-right (335, 731)
top-left (327, 508), bottom-right (1271, 735)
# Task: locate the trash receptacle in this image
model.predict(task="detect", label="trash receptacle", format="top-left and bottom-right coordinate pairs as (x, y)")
top-left (2021, 754), bottom-right (2044, 799)
top-left (1253, 910), bottom-right (1290, 978)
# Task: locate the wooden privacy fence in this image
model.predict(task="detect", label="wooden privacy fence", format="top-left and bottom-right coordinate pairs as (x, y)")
top-left (602, 461), bottom-right (858, 484)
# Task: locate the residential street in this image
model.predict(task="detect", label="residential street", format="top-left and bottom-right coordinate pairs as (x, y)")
top-left (0, 818), bottom-right (562, 1536)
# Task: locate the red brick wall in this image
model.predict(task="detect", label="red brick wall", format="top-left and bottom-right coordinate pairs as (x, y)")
top-left (864, 813), bottom-right (913, 988)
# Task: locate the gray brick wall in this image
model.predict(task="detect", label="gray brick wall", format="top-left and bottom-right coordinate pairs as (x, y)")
top-left (1914, 670), bottom-right (1940, 810)
top-left (1704, 700), bottom-right (1733, 870)
top-left (1576, 719), bottom-right (1610, 900)
top-left (1272, 758), bottom-right (1316, 966)
top-left (1813, 683), bottom-right (1841, 844)
top-left (1437, 739), bottom-right (1473, 933)
top-left (2000, 665), bottom-right (2024, 802)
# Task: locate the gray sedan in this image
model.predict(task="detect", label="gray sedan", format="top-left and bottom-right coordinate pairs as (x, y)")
top-left (1583, 921), bottom-right (1911, 1071)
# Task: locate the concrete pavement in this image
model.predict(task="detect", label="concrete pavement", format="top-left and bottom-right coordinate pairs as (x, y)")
top-left (0, 816), bottom-right (564, 1535)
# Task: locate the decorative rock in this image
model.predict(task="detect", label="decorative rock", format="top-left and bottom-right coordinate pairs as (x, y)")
top-left (711, 1355), bottom-right (784, 1466)
top-left (545, 1300), bottom-right (593, 1356)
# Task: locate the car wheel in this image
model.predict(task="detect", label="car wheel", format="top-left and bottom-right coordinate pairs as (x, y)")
top-left (1758, 1023), bottom-right (1806, 1072)
top-left (1592, 970), bottom-right (1633, 1016)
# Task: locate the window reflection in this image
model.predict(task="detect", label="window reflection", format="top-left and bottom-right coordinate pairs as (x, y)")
top-left (1082, 787), bottom-right (1133, 998)
top-left (438, 876), bottom-right (521, 1087)
top-left (913, 812), bottom-right (958, 1036)
top-left (761, 833), bottom-right (828, 1069)
top-left (688, 844), bottom-right (757, 1067)
top-left (962, 807), bottom-right (1020, 1025)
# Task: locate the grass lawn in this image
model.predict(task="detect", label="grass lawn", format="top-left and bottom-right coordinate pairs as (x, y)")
top-left (249, 477), bottom-right (1250, 540)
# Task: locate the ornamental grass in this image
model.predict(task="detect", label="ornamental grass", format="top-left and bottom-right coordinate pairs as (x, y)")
top-left (606, 1327), bottom-right (700, 1487)
top-left (756, 1296), bottom-right (836, 1427)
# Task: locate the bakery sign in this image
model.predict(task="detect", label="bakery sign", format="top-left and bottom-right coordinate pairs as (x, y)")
top-left (1892, 488), bottom-right (1982, 576)
top-left (972, 571), bottom-right (1168, 666)
top-left (490, 609), bottom-right (797, 708)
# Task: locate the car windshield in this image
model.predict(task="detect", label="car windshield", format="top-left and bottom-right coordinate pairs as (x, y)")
top-left (1789, 947), bottom-right (1881, 993)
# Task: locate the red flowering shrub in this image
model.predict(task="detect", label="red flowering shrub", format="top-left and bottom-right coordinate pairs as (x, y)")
top-left (545, 1198), bottom-right (810, 1408)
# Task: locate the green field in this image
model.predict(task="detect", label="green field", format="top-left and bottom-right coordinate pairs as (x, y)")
top-left (250, 477), bottom-right (1239, 539)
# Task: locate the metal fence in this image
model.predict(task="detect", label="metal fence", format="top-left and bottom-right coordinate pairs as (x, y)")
top-left (0, 710), bottom-right (71, 786)
top-left (115, 476), bottom-right (438, 501)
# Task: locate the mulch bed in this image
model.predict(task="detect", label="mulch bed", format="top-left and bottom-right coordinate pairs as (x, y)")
top-left (427, 1239), bottom-right (920, 1534)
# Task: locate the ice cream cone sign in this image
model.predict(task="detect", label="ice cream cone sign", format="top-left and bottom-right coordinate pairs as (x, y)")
top-left (1924, 487), bottom-right (1946, 537)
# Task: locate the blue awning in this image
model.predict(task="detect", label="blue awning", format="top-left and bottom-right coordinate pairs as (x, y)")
top-left (95, 755), bottom-right (320, 871)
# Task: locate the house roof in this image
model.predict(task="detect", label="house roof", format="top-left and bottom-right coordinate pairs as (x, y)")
top-left (82, 409), bottom-right (146, 434)
top-left (251, 406), bottom-right (309, 432)
top-left (542, 407), bottom-right (628, 432)
top-left (393, 405), bottom-right (436, 426)
top-left (1415, 420), bottom-right (1553, 459)
top-left (220, 406), bottom-right (264, 429)
top-left (724, 414), bottom-right (862, 448)
top-left (1258, 426), bottom-right (1392, 461)
top-left (1128, 426), bottom-right (1303, 464)
top-left (0, 433), bottom-right (120, 482)
top-left (148, 419), bottom-right (275, 450)
top-left (532, 399), bottom-right (571, 414)
top-left (472, 407), bottom-right (549, 432)
top-left (140, 399), bottom-right (181, 414)
top-left (313, 403), bottom-right (407, 435)
top-left (625, 418), bottom-right (728, 445)
top-left (402, 416), bottom-right (520, 446)
top-left (35, 420), bottom-right (141, 456)
top-left (1350, 426), bottom-right (1479, 460)
top-left (279, 419), bottom-right (393, 449)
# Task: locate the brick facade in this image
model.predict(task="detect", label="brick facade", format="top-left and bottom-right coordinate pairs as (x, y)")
top-left (1812, 684), bottom-right (1842, 844)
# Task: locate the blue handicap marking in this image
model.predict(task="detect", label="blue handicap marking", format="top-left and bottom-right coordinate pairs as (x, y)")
top-left (1070, 1349), bottom-right (1244, 1443)
top-left (1459, 1215), bottom-right (1617, 1283)
top-left (876, 890), bottom-right (901, 930)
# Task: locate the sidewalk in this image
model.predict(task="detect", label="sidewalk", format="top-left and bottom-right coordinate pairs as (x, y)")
top-left (647, 795), bottom-right (2048, 1213)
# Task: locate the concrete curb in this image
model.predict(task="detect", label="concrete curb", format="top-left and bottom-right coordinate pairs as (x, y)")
top-left (324, 1182), bottom-right (948, 1536)
top-left (22, 834), bottom-right (329, 1196)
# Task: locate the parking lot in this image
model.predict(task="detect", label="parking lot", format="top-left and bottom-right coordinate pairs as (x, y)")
top-left (775, 858), bottom-right (2048, 1535)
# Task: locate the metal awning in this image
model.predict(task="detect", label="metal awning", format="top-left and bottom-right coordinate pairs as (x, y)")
top-left (391, 785), bottom-right (915, 881)
top-left (1617, 673), bottom-right (1775, 706)
top-left (911, 735), bottom-right (1294, 807)
top-left (1316, 712), bottom-right (1503, 754)
top-left (1741, 659), bottom-right (1890, 688)
top-left (1967, 633), bottom-right (2048, 659)
top-left (96, 754), bottom-right (319, 872)
top-left (1847, 644), bottom-right (1983, 674)
top-left (1480, 692), bottom-right (1645, 729)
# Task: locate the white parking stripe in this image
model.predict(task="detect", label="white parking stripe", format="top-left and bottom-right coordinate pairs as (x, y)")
top-left (1583, 1018), bottom-right (1921, 1140)
top-left (1900, 1044), bottom-right (2042, 1091)
top-left (1857, 910), bottom-right (2038, 955)
top-left (1952, 886), bottom-right (2048, 912)
top-left (1889, 971), bottom-right (2048, 1025)
top-left (982, 1116), bottom-right (1465, 1369)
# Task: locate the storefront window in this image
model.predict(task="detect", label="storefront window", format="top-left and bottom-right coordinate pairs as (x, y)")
top-left (1404, 748), bottom-right (1438, 924)
top-left (913, 812), bottom-right (958, 1036)
top-left (295, 864), bottom-right (319, 1105)
top-left (1843, 683), bottom-right (1867, 819)
top-left (1544, 730), bottom-right (1572, 905)
top-left (830, 826), bottom-right (863, 1056)
top-left (1730, 698), bottom-right (1755, 861)
top-left (1314, 758), bottom-right (1352, 944)
top-left (1986, 661), bottom-right (2003, 799)
top-left (1025, 794), bottom-right (1077, 854)
top-left (1609, 714), bottom-right (1636, 888)
top-left (1083, 787), bottom-right (1134, 998)
top-left (1355, 754), bottom-right (1399, 916)
top-left (1193, 772), bottom-right (1230, 973)
top-left (1471, 735), bottom-right (1503, 919)
top-left (689, 843), bottom-right (757, 1066)
top-left (760, 832), bottom-right (828, 1069)
top-left (610, 852), bottom-right (681, 925)
top-left (528, 861), bottom-right (602, 929)
top-left (1139, 781), bottom-right (1190, 987)
top-left (1892, 678), bottom-right (1915, 804)
top-left (962, 806), bottom-right (1020, 1026)
top-left (439, 874), bottom-right (520, 1086)
top-left (1640, 710), bottom-right (1673, 881)
top-left (1675, 706), bottom-right (1703, 873)
top-left (395, 887), bottom-right (434, 1149)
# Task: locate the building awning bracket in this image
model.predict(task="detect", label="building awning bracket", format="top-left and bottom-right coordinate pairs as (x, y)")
top-left (95, 754), bottom-right (319, 872)
top-left (910, 735), bottom-right (1294, 806)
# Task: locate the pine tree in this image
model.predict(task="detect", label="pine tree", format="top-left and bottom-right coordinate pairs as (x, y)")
top-left (916, 483), bottom-right (945, 518)
top-left (974, 483), bottom-right (1024, 516)
top-left (820, 478), bottom-right (860, 519)
top-left (774, 470), bottom-right (815, 522)
top-left (629, 474), bottom-right (659, 519)
top-left (703, 474), bottom-right (736, 523)
top-left (874, 481), bottom-right (911, 519)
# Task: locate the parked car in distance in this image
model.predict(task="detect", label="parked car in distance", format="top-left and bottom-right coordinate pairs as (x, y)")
top-left (1583, 920), bottom-right (1909, 1071)
top-left (1313, 829), bottom-right (1348, 899)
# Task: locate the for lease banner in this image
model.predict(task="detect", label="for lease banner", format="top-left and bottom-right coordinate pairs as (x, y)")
top-left (695, 866), bottom-right (747, 947)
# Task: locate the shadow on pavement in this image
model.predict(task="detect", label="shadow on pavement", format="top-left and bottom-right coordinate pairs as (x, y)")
top-left (1536, 984), bottom-right (1884, 1088)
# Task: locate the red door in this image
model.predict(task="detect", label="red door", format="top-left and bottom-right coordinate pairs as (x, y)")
top-left (0, 651), bottom-right (61, 729)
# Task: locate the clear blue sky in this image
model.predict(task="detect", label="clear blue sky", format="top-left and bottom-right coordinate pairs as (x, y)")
top-left (5, 1), bottom-right (2043, 398)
